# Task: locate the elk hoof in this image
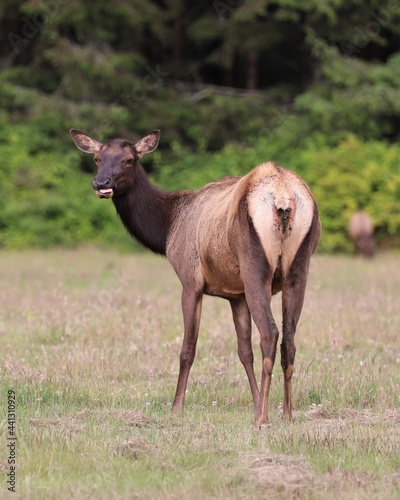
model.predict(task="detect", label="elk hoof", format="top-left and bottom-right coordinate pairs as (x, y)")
top-left (254, 417), bottom-right (270, 429)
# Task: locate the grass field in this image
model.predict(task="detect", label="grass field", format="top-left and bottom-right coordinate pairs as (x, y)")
top-left (1, 248), bottom-right (399, 499)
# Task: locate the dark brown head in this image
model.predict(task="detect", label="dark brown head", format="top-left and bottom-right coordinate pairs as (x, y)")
top-left (70, 129), bottom-right (160, 198)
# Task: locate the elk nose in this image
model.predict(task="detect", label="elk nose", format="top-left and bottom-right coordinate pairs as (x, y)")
top-left (93, 177), bottom-right (112, 190)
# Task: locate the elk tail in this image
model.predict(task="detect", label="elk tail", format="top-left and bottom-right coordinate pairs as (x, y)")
top-left (274, 196), bottom-right (295, 239)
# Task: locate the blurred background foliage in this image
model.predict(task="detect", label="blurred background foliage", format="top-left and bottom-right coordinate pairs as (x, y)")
top-left (0, 0), bottom-right (399, 251)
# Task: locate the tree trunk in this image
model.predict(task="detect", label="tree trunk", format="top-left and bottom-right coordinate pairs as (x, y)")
top-left (246, 52), bottom-right (258, 90)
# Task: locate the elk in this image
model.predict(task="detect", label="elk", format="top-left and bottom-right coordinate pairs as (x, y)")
top-left (70, 128), bottom-right (321, 426)
top-left (348, 211), bottom-right (374, 259)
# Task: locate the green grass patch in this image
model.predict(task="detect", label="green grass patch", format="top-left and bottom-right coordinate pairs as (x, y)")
top-left (1, 249), bottom-right (400, 498)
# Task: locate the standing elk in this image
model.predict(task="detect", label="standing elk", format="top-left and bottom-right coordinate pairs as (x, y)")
top-left (348, 211), bottom-right (374, 259)
top-left (70, 128), bottom-right (321, 426)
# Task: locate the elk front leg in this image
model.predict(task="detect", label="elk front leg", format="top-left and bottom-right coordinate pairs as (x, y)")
top-left (172, 288), bottom-right (203, 412)
top-left (230, 296), bottom-right (259, 411)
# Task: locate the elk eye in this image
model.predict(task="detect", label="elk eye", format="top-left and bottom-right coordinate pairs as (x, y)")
top-left (94, 157), bottom-right (99, 163)
top-left (125, 158), bottom-right (134, 167)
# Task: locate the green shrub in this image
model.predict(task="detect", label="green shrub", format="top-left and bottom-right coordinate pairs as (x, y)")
top-left (1, 121), bottom-right (399, 252)
top-left (295, 136), bottom-right (400, 252)
top-left (0, 123), bottom-right (134, 250)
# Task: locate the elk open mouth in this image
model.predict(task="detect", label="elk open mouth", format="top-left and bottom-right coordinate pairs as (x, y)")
top-left (95, 189), bottom-right (114, 199)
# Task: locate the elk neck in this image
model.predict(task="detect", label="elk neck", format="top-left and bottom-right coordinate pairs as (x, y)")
top-left (112, 162), bottom-right (177, 255)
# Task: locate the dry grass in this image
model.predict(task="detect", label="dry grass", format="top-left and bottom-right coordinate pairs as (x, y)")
top-left (0, 248), bottom-right (399, 499)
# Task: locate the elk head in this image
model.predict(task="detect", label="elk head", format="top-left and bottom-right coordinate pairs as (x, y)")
top-left (70, 129), bottom-right (160, 198)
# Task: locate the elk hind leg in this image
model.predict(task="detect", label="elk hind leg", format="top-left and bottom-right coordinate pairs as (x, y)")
top-left (281, 269), bottom-right (309, 421)
top-left (244, 282), bottom-right (279, 427)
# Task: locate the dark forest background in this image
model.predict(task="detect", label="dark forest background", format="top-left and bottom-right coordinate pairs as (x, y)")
top-left (1, 0), bottom-right (400, 251)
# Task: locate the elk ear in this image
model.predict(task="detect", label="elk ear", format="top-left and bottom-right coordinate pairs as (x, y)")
top-left (134, 130), bottom-right (160, 158)
top-left (70, 129), bottom-right (102, 153)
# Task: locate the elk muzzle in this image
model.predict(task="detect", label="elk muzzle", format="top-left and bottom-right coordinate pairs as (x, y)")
top-left (93, 178), bottom-right (114, 199)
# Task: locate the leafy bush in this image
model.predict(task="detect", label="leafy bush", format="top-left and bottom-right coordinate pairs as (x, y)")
top-left (1, 119), bottom-right (399, 252)
top-left (0, 122), bottom-right (134, 250)
top-left (294, 136), bottom-right (400, 252)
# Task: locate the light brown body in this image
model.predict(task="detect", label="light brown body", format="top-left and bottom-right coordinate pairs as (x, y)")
top-left (167, 162), bottom-right (320, 424)
top-left (70, 129), bottom-right (321, 426)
